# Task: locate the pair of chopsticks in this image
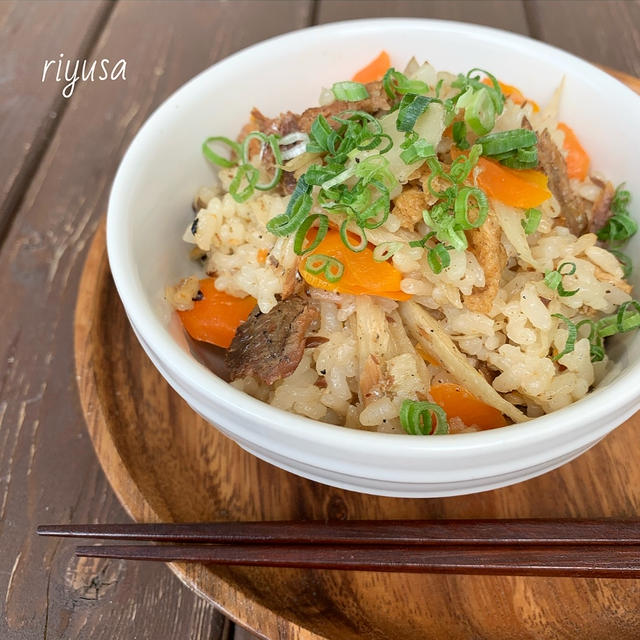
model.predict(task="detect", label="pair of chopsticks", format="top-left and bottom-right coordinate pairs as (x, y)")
top-left (36, 519), bottom-right (640, 577)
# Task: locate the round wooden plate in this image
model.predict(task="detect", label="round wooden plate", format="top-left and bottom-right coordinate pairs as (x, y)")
top-left (77, 68), bottom-right (640, 638)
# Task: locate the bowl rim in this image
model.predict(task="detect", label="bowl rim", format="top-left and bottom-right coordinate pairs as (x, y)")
top-left (107, 17), bottom-right (640, 460)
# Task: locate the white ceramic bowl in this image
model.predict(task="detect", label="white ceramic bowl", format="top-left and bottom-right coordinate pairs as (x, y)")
top-left (107, 18), bottom-right (640, 497)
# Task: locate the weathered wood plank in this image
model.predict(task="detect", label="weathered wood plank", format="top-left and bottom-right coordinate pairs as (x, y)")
top-left (525, 0), bottom-right (640, 75)
top-left (316, 0), bottom-right (529, 33)
top-left (0, 0), bottom-right (113, 247)
top-left (0, 2), bottom-right (310, 639)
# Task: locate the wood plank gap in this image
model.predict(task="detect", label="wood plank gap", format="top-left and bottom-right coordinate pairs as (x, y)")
top-left (522, 0), bottom-right (543, 40)
top-left (309, 0), bottom-right (321, 26)
top-left (0, 0), bottom-right (118, 252)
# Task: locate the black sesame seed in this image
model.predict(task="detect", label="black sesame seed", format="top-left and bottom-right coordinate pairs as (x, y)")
top-left (190, 217), bottom-right (199, 235)
top-left (192, 290), bottom-right (204, 302)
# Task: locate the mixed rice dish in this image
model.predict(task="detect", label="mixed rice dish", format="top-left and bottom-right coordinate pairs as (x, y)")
top-left (167, 51), bottom-right (640, 435)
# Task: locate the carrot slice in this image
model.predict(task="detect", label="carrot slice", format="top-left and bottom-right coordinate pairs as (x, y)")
top-left (256, 248), bottom-right (269, 264)
top-left (430, 382), bottom-right (507, 430)
top-left (475, 156), bottom-right (551, 209)
top-left (557, 122), bottom-right (590, 182)
top-left (299, 229), bottom-right (410, 300)
top-left (482, 78), bottom-right (540, 112)
top-left (352, 51), bottom-right (391, 83)
top-left (177, 278), bottom-right (256, 348)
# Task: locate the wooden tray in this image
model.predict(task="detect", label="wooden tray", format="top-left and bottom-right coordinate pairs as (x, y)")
top-left (77, 106), bottom-right (640, 638)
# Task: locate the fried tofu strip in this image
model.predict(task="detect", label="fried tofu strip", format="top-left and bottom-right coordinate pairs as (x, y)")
top-left (400, 301), bottom-right (528, 423)
top-left (464, 212), bottom-right (506, 314)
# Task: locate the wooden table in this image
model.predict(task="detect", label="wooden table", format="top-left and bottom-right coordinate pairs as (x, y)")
top-left (1, 1), bottom-right (639, 638)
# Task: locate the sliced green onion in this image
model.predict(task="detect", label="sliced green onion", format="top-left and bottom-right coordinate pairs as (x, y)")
top-left (332, 81), bottom-right (369, 102)
top-left (466, 68), bottom-right (505, 113)
top-left (551, 313), bottom-right (578, 361)
top-left (305, 254), bottom-right (344, 282)
top-left (400, 399), bottom-right (448, 435)
top-left (454, 187), bottom-right (488, 229)
top-left (544, 262), bottom-right (579, 297)
top-left (240, 132), bottom-right (283, 191)
top-left (463, 88), bottom-right (496, 135)
top-left (409, 231), bottom-right (436, 248)
top-left (452, 121), bottom-right (470, 150)
top-left (576, 319), bottom-right (605, 362)
top-left (427, 243), bottom-right (451, 274)
top-left (476, 129), bottom-right (537, 156)
top-left (608, 249), bottom-right (633, 279)
top-left (597, 300), bottom-right (640, 337)
top-left (339, 220), bottom-right (368, 252)
top-left (293, 214), bottom-right (329, 256)
top-left (448, 144), bottom-right (481, 184)
top-left (373, 242), bottom-right (403, 262)
top-left (597, 185), bottom-right (637, 247)
top-left (396, 94), bottom-right (436, 132)
top-left (382, 68), bottom-right (429, 100)
top-left (399, 139), bottom-right (435, 164)
top-left (522, 208), bottom-right (542, 234)
top-left (202, 136), bottom-right (242, 168)
top-left (229, 164), bottom-right (259, 203)
top-left (266, 176), bottom-right (312, 236)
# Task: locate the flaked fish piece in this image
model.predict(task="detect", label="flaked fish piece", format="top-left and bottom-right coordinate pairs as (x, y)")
top-left (226, 295), bottom-right (318, 385)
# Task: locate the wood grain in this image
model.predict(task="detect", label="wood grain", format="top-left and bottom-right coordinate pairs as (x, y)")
top-left (0, 0), bottom-right (113, 246)
top-left (524, 0), bottom-right (640, 77)
top-left (0, 2), bottom-right (311, 639)
top-left (75, 218), bottom-right (640, 639)
top-left (316, 0), bottom-right (529, 32)
top-left (2, 1), bottom-right (640, 638)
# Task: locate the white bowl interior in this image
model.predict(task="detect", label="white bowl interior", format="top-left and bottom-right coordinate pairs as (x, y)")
top-left (107, 19), bottom-right (640, 494)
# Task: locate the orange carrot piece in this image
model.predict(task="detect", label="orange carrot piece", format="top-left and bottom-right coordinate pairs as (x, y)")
top-left (557, 122), bottom-right (590, 182)
top-left (482, 78), bottom-right (540, 112)
top-left (430, 382), bottom-right (507, 430)
top-left (415, 343), bottom-right (440, 367)
top-left (299, 230), bottom-right (410, 300)
top-left (475, 156), bottom-right (552, 208)
top-left (352, 51), bottom-right (391, 83)
top-left (257, 248), bottom-right (269, 265)
top-left (177, 278), bottom-right (256, 349)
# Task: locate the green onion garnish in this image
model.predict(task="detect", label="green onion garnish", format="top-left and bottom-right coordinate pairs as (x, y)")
top-left (305, 254), bottom-right (344, 282)
top-left (382, 68), bottom-right (429, 101)
top-left (596, 300), bottom-right (640, 338)
top-left (454, 187), bottom-right (488, 229)
top-left (597, 185), bottom-right (637, 248)
top-left (608, 249), bottom-right (633, 279)
top-left (575, 319), bottom-right (605, 362)
top-left (544, 261), bottom-right (579, 297)
top-left (460, 87), bottom-right (495, 136)
top-left (293, 213), bottom-right (329, 256)
top-left (476, 129), bottom-right (537, 156)
top-left (551, 313), bottom-right (578, 361)
top-left (266, 176), bottom-right (312, 236)
top-left (521, 208), bottom-right (542, 235)
top-left (408, 231), bottom-right (436, 249)
top-left (427, 243), bottom-right (451, 274)
top-left (396, 94), bottom-right (436, 132)
top-left (241, 131), bottom-right (283, 191)
top-left (339, 220), bottom-right (368, 252)
top-left (452, 121), bottom-right (470, 150)
top-left (400, 399), bottom-right (448, 435)
top-left (202, 136), bottom-right (242, 168)
top-left (373, 242), bottom-right (403, 262)
top-left (399, 138), bottom-right (435, 165)
top-left (229, 164), bottom-right (259, 203)
top-left (331, 81), bottom-right (369, 102)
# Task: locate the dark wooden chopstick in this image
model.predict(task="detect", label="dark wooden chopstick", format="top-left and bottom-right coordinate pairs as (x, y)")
top-left (74, 543), bottom-right (640, 578)
top-left (37, 519), bottom-right (640, 545)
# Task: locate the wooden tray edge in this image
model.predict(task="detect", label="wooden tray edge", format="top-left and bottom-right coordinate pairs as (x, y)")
top-left (73, 221), bottom-right (322, 640)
